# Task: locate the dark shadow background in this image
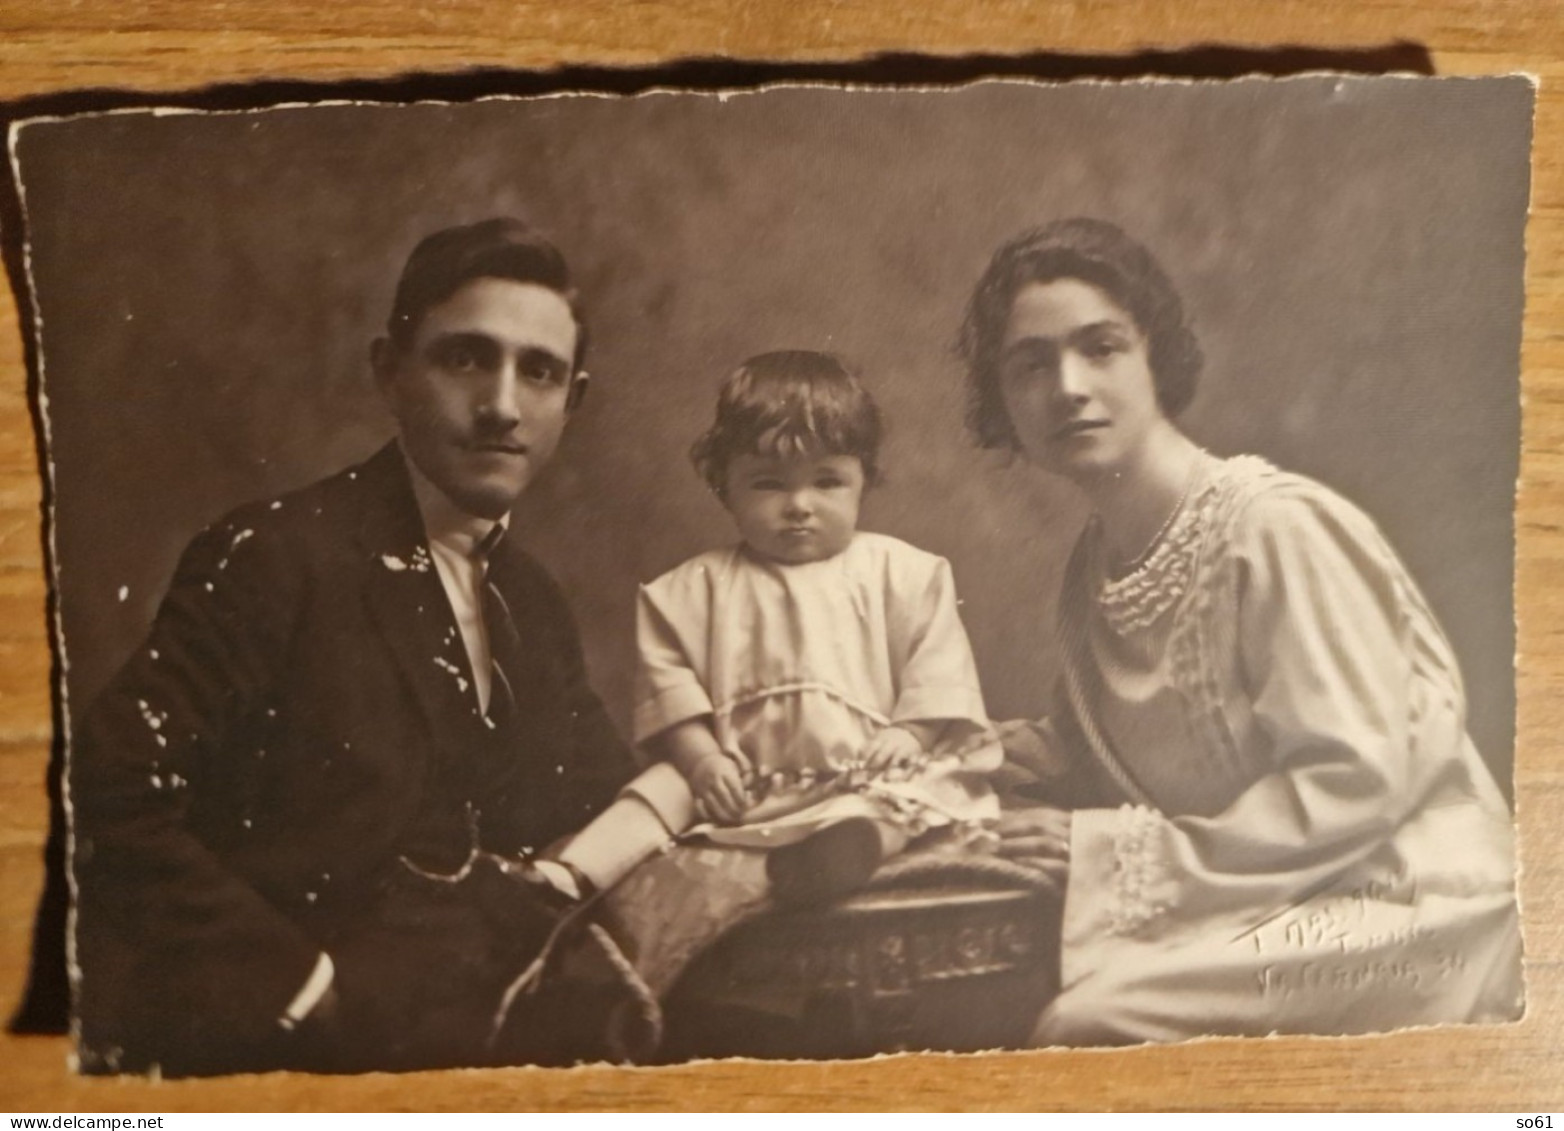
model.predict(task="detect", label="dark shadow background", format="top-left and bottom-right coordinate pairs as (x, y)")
top-left (14, 77), bottom-right (1528, 778)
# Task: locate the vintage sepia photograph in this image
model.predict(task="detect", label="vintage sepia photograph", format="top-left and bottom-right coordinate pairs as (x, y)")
top-left (8, 74), bottom-right (1530, 1076)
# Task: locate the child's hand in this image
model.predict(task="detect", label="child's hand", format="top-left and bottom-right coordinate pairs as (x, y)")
top-left (861, 725), bottom-right (925, 778)
top-left (689, 752), bottom-right (751, 825)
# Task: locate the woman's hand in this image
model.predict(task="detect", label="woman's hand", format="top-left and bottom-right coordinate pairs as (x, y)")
top-left (995, 718), bottom-right (1069, 780)
top-left (997, 806), bottom-right (1072, 885)
top-left (687, 752), bottom-right (750, 825)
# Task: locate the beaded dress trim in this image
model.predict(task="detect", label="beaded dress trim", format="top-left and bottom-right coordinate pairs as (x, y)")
top-left (1106, 804), bottom-right (1173, 937)
top-left (1096, 453), bottom-right (1220, 636)
top-left (1164, 455), bottom-right (1281, 785)
top-left (1072, 454), bottom-right (1283, 795)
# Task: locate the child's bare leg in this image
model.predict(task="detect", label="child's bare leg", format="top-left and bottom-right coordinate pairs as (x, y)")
top-left (766, 816), bottom-right (906, 906)
top-left (875, 821), bottom-right (909, 859)
top-left (547, 763), bottom-right (697, 897)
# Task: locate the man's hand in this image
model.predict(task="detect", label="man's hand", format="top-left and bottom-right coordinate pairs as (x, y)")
top-left (281, 952), bottom-right (340, 1039)
top-left (687, 752), bottom-right (750, 825)
top-left (302, 980), bottom-right (341, 1033)
top-left (861, 725), bottom-right (926, 777)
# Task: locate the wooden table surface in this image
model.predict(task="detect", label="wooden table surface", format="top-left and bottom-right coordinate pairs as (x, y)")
top-left (1, 0), bottom-right (1561, 1112)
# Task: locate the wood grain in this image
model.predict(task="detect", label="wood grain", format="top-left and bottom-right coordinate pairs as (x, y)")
top-left (1, 0), bottom-right (1561, 1111)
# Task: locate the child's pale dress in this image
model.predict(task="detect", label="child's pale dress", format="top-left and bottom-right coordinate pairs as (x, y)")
top-left (634, 532), bottom-right (1000, 848)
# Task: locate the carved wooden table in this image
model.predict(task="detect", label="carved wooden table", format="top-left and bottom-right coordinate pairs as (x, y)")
top-left (659, 884), bottom-right (1061, 1061)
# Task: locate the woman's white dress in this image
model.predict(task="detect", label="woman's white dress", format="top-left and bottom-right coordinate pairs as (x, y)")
top-left (1032, 454), bottom-right (1523, 1044)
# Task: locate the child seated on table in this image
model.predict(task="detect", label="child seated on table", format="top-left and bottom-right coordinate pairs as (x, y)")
top-left (551, 350), bottom-right (1000, 905)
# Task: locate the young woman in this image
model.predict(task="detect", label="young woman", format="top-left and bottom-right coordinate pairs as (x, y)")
top-left (963, 218), bottom-right (1522, 1044)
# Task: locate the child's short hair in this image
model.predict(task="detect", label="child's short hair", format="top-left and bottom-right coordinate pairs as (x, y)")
top-left (691, 350), bottom-right (883, 496)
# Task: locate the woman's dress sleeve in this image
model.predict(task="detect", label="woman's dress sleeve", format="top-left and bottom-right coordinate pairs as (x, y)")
top-left (1067, 484), bottom-right (1468, 940)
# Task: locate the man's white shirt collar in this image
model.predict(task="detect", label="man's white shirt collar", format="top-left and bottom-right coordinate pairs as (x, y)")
top-left (400, 444), bottom-right (508, 716)
top-left (402, 442), bottom-right (510, 557)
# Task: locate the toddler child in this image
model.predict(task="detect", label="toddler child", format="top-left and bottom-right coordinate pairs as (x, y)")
top-left (561, 350), bottom-right (1000, 905)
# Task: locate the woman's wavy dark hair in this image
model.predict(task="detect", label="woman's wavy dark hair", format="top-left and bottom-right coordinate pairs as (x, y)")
top-left (691, 350), bottom-right (882, 497)
top-left (958, 218), bottom-right (1203, 449)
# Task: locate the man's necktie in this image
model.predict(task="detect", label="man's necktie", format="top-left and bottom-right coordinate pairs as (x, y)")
top-left (475, 523), bottom-right (525, 730)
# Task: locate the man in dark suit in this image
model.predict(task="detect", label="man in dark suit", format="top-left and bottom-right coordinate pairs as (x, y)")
top-left (71, 218), bottom-right (636, 1075)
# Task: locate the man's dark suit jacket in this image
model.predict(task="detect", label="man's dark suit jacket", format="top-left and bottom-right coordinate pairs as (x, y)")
top-left (71, 442), bottom-right (634, 1072)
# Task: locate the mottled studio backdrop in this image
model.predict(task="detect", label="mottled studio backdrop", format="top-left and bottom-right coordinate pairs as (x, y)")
top-left (14, 77), bottom-right (1530, 786)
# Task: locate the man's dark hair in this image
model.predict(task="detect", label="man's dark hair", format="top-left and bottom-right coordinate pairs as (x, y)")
top-left (690, 350), bottom-right (884, 497)
top-left (958, 217), bottom-right (1203, 449)
top-left (387, 217), bottom-right (588, 371)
